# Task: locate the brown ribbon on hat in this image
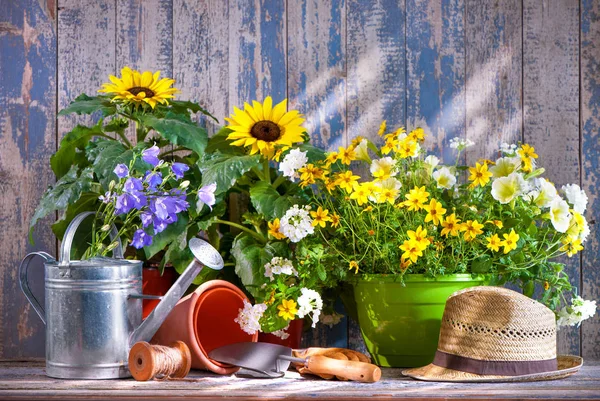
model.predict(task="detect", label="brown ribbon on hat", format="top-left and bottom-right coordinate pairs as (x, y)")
top-left (433, 351), bottom-right (558, 376)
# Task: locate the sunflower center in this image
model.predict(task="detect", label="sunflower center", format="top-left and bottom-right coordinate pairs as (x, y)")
top-left (128, 87), bottom-right (155, 98)
top-left (251, 121), bottom-right (281, 142)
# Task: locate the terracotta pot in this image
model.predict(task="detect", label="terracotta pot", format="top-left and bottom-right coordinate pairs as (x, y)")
top-left (151, 280), bottom-right (257, 374)
top-left (142, 267), bottom-right (176, 319)
top-left (258, 319), bottom-right (304, 349)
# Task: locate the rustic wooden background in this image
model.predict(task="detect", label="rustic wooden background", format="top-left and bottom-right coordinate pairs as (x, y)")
top-left (1, 0), bottom-right (599, 361)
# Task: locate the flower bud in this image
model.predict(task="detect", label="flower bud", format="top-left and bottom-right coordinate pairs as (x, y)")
top-left (106, 242), bottom-right (119, 252)
top-left (179, 180), bottom-right (190, 189)
top-left (524, 167), bottom-right (545, 180)
top-left (109, 180), bottom-right (116, 190)
top-left (101, 224), bottom-right (111, 232)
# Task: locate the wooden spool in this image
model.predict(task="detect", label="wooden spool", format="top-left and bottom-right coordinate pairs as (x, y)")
top-left (128, 341), bottom-right (192, 381)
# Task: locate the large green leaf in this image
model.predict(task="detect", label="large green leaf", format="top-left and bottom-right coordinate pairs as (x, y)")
top-left (296, 143), bottom-right (327, 163)
top-left (29, 166), bottom-right (94, 242)
top-left (51, 192), bottom-right (101, 240)
top-left (198, 153), bottom-right (260, 195)
top-left (141, 113), bottom-right (208, 157)
top-left (50, 122), bottom-right (104, 178)
top-left (168, 100), bottom-right (219, 123)
top-left (205, 127), bottom-right (245, 155)
top-left (86, 140), bottom-right (147, 188)
top-left (249, 181), bottom-right (297, 220)
top-left (144, 215), bottom-right (189, 259)
top-left (58, 94), bottom-right (116, 117)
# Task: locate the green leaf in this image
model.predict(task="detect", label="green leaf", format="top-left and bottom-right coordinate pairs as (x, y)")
top-left (169, 100), bottom-right (219, 123)
top-left (141, 113), bottom-right (208, 156)
top-left (196, 202), bottom-right (227, 231)
top-left (144, 215), bottom-right (189, 260)
top-left (51, 122), bottom-right (105, 178)
top-left (471, 256), bottom-right (492, 274)
top-left (86, 140), bottom-right (146, 188)
top-left (198, 153), bottom-right (261, 195)
top-left (29, 166), bottom-right (94, 243)
top-left (51, 192), bottom-right (101, 240)
top-left (249, 181), bottom-right (297, 220)
top-left (58, 94), bottom-right (116, 117)
top-left (296, 143), bottom-right (327, 164)
top-left (206, 127), bottom-right (245, 155)
top-left (231, 234), bottom-right (265, 299)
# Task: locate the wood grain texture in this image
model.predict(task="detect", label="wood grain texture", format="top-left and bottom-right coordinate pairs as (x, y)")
top-left (1, 361), bottom-right (600, 400)
top-left (174, 0), bottom-right (228, 134)
top-left (346, 0), bottom-right (405, 145)
top-left (523, 0), bottom-right (580, 356)
top-left (287, 0), bottom-right (346, 150)
top-left (116, 0), bottom-right (173, 142)
top-left (406, 0), bottom-right (465, 164)
top-left (465, 0), bottom-right (522, 164)
top-left (581, 0), bottom-right (600, 361)
top-left (0, 0), bottom-right (56, 359)
top-left (57, 0), bottom-right (116, 135)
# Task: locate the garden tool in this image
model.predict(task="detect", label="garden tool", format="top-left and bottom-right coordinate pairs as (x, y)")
top-left (208, 342), bottom-right (381, 382)
top-left (19, 211), bottom-right (224, 379)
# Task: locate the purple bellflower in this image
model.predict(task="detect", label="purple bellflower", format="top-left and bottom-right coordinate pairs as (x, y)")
top-left (131, 229), bottom-right (153, 249)
top-left (197, 182), bottom-right (217, 211)
top-left (145, 171), bottom-right (163, 190)
top-left (113, 164), bottom-right (129, 179)
top-left (171, 163), bottom-right (190, 179)
top-left (142, 145), bottom-right (161, 167)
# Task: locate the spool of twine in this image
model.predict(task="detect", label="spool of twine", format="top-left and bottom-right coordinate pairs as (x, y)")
top-left (129, 341), bottom-right (192, 381)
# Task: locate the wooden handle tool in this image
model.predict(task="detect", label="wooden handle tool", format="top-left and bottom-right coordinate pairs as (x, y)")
top-left (302, 355), bottom-right (381, 383)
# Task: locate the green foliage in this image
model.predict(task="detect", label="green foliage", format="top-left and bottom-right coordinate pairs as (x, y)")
top-left (58, 94), bottom-right (116, 117)
top-left (197, 153), bottom-right (261, 195)
top-left (51, 121), bottom-right (104, 178)
top-left (141, 113), bottom-right (208, 157)
top-left (249, 182), bottom-right (298, 220)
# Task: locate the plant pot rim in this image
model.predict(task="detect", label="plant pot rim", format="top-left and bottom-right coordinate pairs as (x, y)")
top-left (350, 273), bottom-right (491, 284)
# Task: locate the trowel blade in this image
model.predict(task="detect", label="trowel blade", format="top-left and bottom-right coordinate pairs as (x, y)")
top-left (208, 342), bottom-right (294, 376)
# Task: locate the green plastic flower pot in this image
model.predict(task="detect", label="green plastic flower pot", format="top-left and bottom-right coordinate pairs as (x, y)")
top-left (353, 274), bottom-right (489, 368)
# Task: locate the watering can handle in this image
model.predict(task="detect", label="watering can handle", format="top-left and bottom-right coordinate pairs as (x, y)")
top-left (19, 251), bottom-right (55, 325)
top-left (59, 211), bottom-right (123, 265)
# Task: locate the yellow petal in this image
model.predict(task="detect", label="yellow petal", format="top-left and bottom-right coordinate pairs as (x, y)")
top-left (140, 71), bottom-right (153, 88)
top-left (263, 96), bottom-right (273, 120)
top-left (271, 98), bottom-right (287, 123)
top-left (252, 100), bottom-right (264, 121)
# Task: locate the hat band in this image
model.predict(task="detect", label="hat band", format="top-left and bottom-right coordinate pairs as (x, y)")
top-left (433, 351), bottom-right (558, 376)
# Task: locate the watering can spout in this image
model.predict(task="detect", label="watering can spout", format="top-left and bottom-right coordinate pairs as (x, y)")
top-left (129, 238), bottom-right (224, 347)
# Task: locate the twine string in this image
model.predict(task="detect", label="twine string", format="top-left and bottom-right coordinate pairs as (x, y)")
top-left (150, 344), bottom-right (186, 381)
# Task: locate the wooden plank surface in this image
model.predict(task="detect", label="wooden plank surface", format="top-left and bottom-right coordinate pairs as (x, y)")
top-left (581, 0), bottom-right (600, 361)
top-left (0, 362), bottom-right (599, 400)
top-left (406, 0), bottom-right (465, 164)
top-left (0, 0), bottom-right (56, 360)
top-left (174, 0), bottom-right (228, 134)
top-left (465, 0), bottom-right (522, 164)
top-left (522, 0), bottom-right (581, 356)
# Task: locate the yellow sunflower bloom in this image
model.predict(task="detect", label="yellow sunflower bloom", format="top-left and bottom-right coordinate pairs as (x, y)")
top-left (462, 220), bottom-right (484, 241)
top-left (486, 234), bottom-right (502, 252)
top-left (468, 162), bottom-right (493, 187)
top-left (400, 239), bottom-right (424, 263)
top-left (310, 206), bottom-right (331, 228)
top-left (500, 229), bottom-right (520, 254)
top-left (277, 299), bottom-right (298, 321)
top-left (407, 226), bottom-right (430, 250)
top-left (335, 171), bottom-right (360, 193)
top-left (403, 186), bottom-right (430, 211)
top-left (441, 214), bottom-right (462, 237)
top-left (349, 260), bottom-right (359, 274)
top-left (225, 97), bottom-right (306, 159)
top-left (424, 198), bottom-right (446, 226)
top-left (99, 67), bottom-right (178, 109)
top-left (268, 218), bottom-right (286, 240)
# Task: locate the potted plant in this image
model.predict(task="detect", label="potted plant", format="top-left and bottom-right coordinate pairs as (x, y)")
top-left (294, 123), bottom-right (596, 367)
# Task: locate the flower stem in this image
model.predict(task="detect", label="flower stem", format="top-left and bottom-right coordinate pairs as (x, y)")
top-left (159, 147), bottom-right (187, 158)
top-left (263, 158), bottom-right (271, 184)
top-left (272, 175), bottom-right (286, 190)
top-left (215, 219), bottom-right (267, 243)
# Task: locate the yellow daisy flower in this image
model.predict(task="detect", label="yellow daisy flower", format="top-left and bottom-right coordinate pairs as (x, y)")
top-left (378, 188), bottom-right (399, 205)
top-left (500, 229), bottom-right (520, 254)
top-left (324, 151), bottom-right (339, 167)
top-left (399, 239), bottom-right (424, 263)
top-left (338, 146), bottom-right (356, 165)
top-left (99, 67), bottom-right (178, 109)
top-left (561, 237), bottom-right (584, 257)
top-left (377, 120), bottom-right (387, 137)
top-left (310, 206), bottom-right (331, 228)
top-left (381, 136), bottom-right (399, 155)
top-left (403, 186), bottom-right (430, 211)
top-left (397, 139), bottom-right (418, 159)
top-left (441, 214), bottom-right (462, 237)
top-left (277, 299), bottom-right (298, 321)
top-left (407, 226), bottom-right (430, 250)
top-left (486, 234), bottom-right (502, 252)
top-left (424, 198), bottom-right (446, 226)
top-left (468, 162), bottom-right (493, 187)
top-left (350, 183), bottom-right (371, 206)
top-left (351, 136), bottom-right (365, 148)
top-left (462, 220), bottom-right (484, 241)
top-left (485, 220), bottom-right (504, 229)
top-left (323, 178), bottom-right (337, 194)
top-left (408, 127), bottom-right (425, 142)
top-left (349, 260), bottom-right (359, 274)
top-left (330, 213), bottom-right (341, 228)
top-left (335, 171), bottom-right (360, 193)
top-left (225, 97), bottom-right (305, 159)
top-left (267, 218), bottom-right (286, 240)
top-left (518, 144), bottom-right (538, 160)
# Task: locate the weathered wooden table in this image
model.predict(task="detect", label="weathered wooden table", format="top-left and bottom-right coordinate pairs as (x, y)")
top-left (0, 361), bottom-right (599, 400)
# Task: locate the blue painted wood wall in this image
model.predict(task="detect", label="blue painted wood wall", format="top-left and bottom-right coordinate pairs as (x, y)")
top-left (1, 0), bottom-right (599, 360)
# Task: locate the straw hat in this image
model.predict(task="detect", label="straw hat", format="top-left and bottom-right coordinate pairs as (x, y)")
top-left (402, 286), bottom-right (582, 382)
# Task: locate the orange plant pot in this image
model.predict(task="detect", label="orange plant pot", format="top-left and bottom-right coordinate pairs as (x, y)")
top-left (258, 319), bottom-right (304, 349)
top-left (142, 267), bottom-right (176, 319)
top-left (151, 280), bottom-right (257, 375)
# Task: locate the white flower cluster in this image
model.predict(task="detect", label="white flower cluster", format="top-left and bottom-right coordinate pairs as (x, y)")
top-left (234, 300), bottom-right (267, 335)
top-left (280, 205), bottom-right (314, 242)
top-left (270, 326), bottom-right (291, 340)
top-left (278, 149), bottom-right (308, 181)
top-left (557, 296), bottom-right (597, 327)
top-left (320, 312), bottom-right (344, 328)
top-left (296, 288), bottom-right (323, 328)
top-left (500, 143), bottom-right (518, 156)
top-left (562, 184), bottom-right (588, 214)
top-left (449, 137), bottom-right (474, 150)
top-left (264, 257), bottom-right (298, 281)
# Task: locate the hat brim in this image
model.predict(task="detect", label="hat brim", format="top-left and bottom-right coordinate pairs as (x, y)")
top-left (402, 355), bottom-right (582, 383)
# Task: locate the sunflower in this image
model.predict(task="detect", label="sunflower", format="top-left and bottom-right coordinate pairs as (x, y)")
top-left (225, 97), bottom-right (306, 159)
top-left (99, 67), bottom-right (178, 109)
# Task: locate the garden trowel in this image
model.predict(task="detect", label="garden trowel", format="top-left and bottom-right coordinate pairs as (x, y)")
top-left (208, 342), bottom-right (381, 382)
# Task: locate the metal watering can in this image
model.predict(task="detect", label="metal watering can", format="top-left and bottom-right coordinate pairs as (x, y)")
top-left (19, 212), bottom-right (224, 379)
